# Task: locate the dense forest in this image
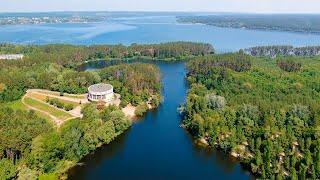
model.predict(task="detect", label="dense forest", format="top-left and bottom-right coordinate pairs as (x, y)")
top-left (183, 53), bottom-right (320, 179)
top-left (0, 104), bottom-right (131, 179)
top-left (0, 41), bottom-right (211, 103)
top-left (0, 41), bottom-right (214, 67)
top-left (177, 14), bottom-right (320, 34)
top-left (0, 42), bottom-right (214, 179)
top-left (244, 46), bottom-right (320, 57)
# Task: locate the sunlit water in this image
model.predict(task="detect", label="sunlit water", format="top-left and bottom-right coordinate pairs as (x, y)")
top-left (1, 13), bottom-right (320, 53)
top-left (2, 12), bottom-right (320, 179)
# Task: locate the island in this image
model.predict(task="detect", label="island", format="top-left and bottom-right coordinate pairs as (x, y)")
top-left (177, 14), bottom-right (320, 34)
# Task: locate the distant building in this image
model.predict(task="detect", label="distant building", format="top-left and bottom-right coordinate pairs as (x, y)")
top-left (0, 54), bottom-right (24, 60)
top-left (88, 83), bottom-right (114, 102)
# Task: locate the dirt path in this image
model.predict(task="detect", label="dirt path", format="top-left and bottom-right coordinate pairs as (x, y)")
top-left (27, 89), bottom-right (89, 104)
top-left (69, 106), bottom-right (83, 118)
top-left (22, 92), bottom-right (82, 126)
top-left (21, 94), bottom-right (64, 126)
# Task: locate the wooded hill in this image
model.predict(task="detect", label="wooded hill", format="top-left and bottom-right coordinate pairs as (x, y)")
top-left (0, 42), bottom-right (212, 179)
top-left (184, 53), bottom-right (320, 179)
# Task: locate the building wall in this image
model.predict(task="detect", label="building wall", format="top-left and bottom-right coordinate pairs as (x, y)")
top-left (0, 54), bottom-right (24, 60)
top-left (88, 91), bottom-right (114, 102)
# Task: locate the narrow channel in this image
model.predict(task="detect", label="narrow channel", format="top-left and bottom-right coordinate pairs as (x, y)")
top-left (69, 61), bottom-right (252, 179)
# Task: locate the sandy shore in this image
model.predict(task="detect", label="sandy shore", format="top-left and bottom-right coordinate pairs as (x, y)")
top-left (122, 104), bottom-right (136, 119)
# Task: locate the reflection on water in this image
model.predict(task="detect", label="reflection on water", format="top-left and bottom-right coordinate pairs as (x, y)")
top-left (70, 129), bottom-right (131, 172)
top-left (69, 60), bottom-right (253, 180)
top-left (1, 12), bottom-right (320, 52)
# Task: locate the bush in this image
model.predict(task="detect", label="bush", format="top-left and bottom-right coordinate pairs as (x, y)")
top-left (48, 98), bottom-right (74, 111)
top-left (135, 103), bottom-right (149, 116)
top-left (206, 93), bottom-right (226, 110)
top-left (39, 173), bottom-right (58, 180)
top-left (277, 59), bottom-right (301, 72)
top-left (150, 95), bottom-right (161, 107)
top-left (55, 101), bottom-right (64, 109)
top-left (0, 159), bottom-right (17, 180)
top-left (64, 104), bottom-right (74, 111)
top-left (131, 96), bottom-right (142, 106)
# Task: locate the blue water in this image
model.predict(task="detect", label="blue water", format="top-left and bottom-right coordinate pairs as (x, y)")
top-left (69, 61), bottom-right (252, 180)
top-left (2, 12), bottom-right (319, 179)
top-left (1, 13), bottom-right (320, 52)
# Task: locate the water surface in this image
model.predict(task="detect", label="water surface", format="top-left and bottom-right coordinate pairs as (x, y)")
top-left (1, 12), bottom-right (320, 52)
top-left (2, 12), bottom-right (319, 179)
top-left (69, 61), bottom-right (252, 179)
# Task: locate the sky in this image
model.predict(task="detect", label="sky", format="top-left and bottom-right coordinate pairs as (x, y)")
top-left (1, 0), bottom-right (320, 13)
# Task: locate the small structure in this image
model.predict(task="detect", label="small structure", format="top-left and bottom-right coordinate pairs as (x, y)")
top-left (88, 83), bottom-right (114, 102)
top-left (0, 54), bottom-right (24, 60)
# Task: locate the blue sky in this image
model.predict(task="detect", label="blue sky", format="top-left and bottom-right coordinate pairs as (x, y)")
top-left (1, 0), bottom-right (320, 13)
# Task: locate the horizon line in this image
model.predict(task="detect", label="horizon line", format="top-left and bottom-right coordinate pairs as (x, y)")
top-left (0, 10), bottom-right (320, 15)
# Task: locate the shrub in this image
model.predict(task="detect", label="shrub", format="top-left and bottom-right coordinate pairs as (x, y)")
top-left (277, 59), bottom-right (301, 72)
top-left (0, 159), bottom-right (17, 180)
top-left (64, 104), bottom-right (74, 111)
top-left (150, 95), bottom-right (161, 107)
top-left (135, 103), bottom-right (149, 116)
top-left (206, 93), bottom-right (226, 110)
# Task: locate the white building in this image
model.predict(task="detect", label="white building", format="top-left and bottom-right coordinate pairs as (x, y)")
top-left (88, 83), bottom-right (114, 102)
top-left (0, 54), bottom-right (24, 60)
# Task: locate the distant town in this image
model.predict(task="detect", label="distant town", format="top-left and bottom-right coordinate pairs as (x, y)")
top-left (0, 15), bottom-right (106, 25)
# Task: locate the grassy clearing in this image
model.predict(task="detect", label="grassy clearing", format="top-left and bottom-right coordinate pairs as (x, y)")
top-left (38, 90), bottom-right (86, 99)
top-left (28, 92), bottom-right (80, 106)
top-left (24, 97), bottom-right (73, 120)
top-left (5, 100), bottom-right (52, 121)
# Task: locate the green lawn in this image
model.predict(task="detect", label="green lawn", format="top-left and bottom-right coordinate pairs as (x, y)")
top-left (4, 100), bottom-right (52, 121)
top-left (42, 91), bottom-right (86, 99)
top-left (6, 100), bottom-right (27, 110)
top-left (28, 92), bottom-right (80, 107)
top-left (24, 97), bottom-right (73, 120)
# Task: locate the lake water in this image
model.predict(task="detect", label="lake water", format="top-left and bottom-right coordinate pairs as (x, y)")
top-left (1, 12), bottom-right (320, 52)
top-left (2, 12), bottom-right (320, 179)
top-left (69, 61), bottom-right (253, 180)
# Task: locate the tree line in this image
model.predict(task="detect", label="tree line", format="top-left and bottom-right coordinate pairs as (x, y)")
top-left (183, 53), bottom-right (320, 179)
top-left (0, 42), bottom-right (214, 68)
top-left (244, 45), bottom-right (320, 57)
top-left (0, 104), bottom-right (131, 179)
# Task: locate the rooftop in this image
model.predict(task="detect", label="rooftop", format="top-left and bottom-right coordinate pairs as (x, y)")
top-left (88, 83), bottom-right (113, 93)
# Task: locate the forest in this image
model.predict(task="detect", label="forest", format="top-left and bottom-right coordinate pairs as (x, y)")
top-left (177, 14), bottom-right (320, 34)
top-left (183, 53), bottom-right (320, 179)
top-left (0, 104), bottom-right (131, 179)
top-left (0, 41), bottom-right (213, 67)
top-left (244, 45), bottom-right (320, 57)
top-left (0, 41), bottom-right (211, 103)
top-left (0, 42), bottom-right (213, 179)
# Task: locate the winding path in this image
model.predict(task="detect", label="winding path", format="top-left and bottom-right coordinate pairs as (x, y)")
top-left (21, 94), bottom-right (64, 126)
top-left (22, 90), bottom-right (86, 126)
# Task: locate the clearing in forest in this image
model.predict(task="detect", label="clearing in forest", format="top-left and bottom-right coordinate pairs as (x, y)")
top-left (22, 89), bottom-right (88, 126)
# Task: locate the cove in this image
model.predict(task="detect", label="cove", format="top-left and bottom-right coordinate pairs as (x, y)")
top-left (68, 61), bottom-right (253, 179)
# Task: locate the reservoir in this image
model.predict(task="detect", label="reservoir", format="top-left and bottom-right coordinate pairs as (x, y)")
top-left (2, 12), bottom-right (319, 179)
top-left (69, 61), bottom-right (252, 179)
top-left (1, 12), bottom-right (320, 52)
